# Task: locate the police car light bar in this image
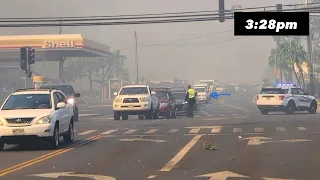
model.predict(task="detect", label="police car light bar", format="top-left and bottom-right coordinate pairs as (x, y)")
top-left (273, 83), bottom-right (297, 87)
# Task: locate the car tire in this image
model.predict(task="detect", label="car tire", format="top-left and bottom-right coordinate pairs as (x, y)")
top-left (63, 120), bottom-right (74, 143)
top-left (50, 125), bottom-right (59, 149)
top-left (152, 108), bottom-right (159, 119)
top-left (0, 142), bottom-right (4, 151)
top-left (74, 106), bottom-right (79, 122)
top-left (308, 100), bottom-right (317, 114)
top-left (138, 115), bottom-right (144, 120)
top-left (114, 111), bottom-right (120, 120)
top-left (285, 101), bottom-right (296, 114)
top-left (122, 114), bottom-right (129, 120)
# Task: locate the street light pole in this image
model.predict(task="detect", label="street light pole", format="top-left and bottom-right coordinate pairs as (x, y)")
top-left (134, 31), bottom-right (139, 84)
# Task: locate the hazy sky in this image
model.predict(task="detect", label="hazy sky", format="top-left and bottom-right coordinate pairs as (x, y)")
top-left (0, 0), bottom-right (301, 84)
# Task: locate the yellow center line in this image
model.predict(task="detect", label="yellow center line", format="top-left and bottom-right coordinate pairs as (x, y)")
top-left (0, 135), bottom-right (101, 177)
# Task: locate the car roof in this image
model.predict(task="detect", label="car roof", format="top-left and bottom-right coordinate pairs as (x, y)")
top-left (12, 89), bottom-right (60, 95)
top-left (41, 84), bottom-right (71, 87)
top-left (122, 85), bottom-right (148, 88)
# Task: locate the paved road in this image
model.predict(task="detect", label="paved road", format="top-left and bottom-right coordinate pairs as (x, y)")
top-left (1, 91), bottom-right (320, 180)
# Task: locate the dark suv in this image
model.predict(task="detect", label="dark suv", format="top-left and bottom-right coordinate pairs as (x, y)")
top-left (40, 84), bottom-right (81, 121)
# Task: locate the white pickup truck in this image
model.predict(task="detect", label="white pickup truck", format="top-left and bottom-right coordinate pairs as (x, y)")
top-left (113, 85), bottom-right (160, 120)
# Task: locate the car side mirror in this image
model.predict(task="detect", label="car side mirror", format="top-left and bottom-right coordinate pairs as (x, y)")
top-left (151, 91), bottom-right (156, 95)
top-left (113, 92), bottom-right (118, 96)
top-left (74, 93), bottom-right (81, 97)
top-left (56, 102), bottom-right (66, 109)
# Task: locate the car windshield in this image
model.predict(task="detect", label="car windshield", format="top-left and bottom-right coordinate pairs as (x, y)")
top-left (194, 88), bottom-right (206, 92)
top-left (155, 91), bottom-right (168, 99)
top-left (173, 93), bottom-right (185, 99)
top-left (2, 94), bottom-right (52, 110)
top-left (40, 85), bottom-right (73, 96)
top-left (260, 88), bottom-right (288, 94)
top-left (119, 87), bottom-right (149, 95)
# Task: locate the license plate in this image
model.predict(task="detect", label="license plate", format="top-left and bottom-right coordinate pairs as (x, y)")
top-left (128, 105), bottom-right (134, 108)
top-left (13, 129), bottom-right (24, 135)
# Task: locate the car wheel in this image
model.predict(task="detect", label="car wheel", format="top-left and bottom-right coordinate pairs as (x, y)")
top-left (260, 110), bottom-right (269, 115)
top-left (308, 100), bottom-right (317, 114)
top-left (0, 142), bottom-right (4, 151)
top-left (152, 108), bottom-right (159, 119)
top-left (74, 107), bottom-right (79, 121)
top-left (285, 101), bottom-right (295, 114)
top-left (122, 114), bottom-right (129, 120)
top-left (114, 111), bottom-right (120, 120)
top-left (63, 121), bottom-right (74, 143)
top-left (50, 125), bottom-right (59, 149)
top-left (138, 115), bottom-right (144, 120)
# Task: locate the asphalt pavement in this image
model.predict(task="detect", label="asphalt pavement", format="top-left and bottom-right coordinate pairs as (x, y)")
top-left (1, 91), bottom-right (320, 179)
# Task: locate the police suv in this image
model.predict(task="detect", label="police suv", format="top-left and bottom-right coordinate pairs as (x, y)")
top-left (256, 84), bottom-right (317, 115)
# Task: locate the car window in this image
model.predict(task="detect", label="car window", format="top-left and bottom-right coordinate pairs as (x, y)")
top-left (155, 91), bottom-right (169, 99)
top-left (260, 88), bottom-right (288, 94)
top-left (297, 88), bottom-right (305, 95)
top-left (53, 93), bottom-right (60, 108)
top-left (40, 85), bottom-right (73, 96)
top-left (56, 92), bottom-right (67, 103)
top-left (2, 94), bottom-right (52, 110)
top-left (119, 87), bottom-right (149, 95)
top-left (291, 88), bottom-right (299, 95)
top-left (173, 93), bottom-right (185, 99)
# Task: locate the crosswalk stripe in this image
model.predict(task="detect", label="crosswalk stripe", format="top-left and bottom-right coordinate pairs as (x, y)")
top-left (297, 127), bottom-right (307, 131)
top-left (254, 128), bottom-right (264, 132)
top-left (189, 129), bottom-right (200, 133)
top-left (100, 130), bottom-right (117, 135)
top-left (144, 129), bottom-right (159, 134)
top-left (124, 129), bottom-right (137, 134)
top-left (233, 128), bottom-right (242, 133)
top-left (78, 130), bottom-right (97, 135)
top-left (276, 127), bottom-right (286, 132)
top-left (211, 127), bottom-right (221, 133)
top-left (167, 129), bottom-right (179, 133)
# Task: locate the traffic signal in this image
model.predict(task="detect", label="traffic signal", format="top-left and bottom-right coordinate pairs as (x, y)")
top-left (218, 0), bottom-right (225, 23)
top-left (20, 47), bottom-right (27, 71)
top-left (26, 71), bottom-right (32, 79)
top-left (28, 47), bottom-right (35, 64)
top-left (276, 4), bottom-right (282, 12)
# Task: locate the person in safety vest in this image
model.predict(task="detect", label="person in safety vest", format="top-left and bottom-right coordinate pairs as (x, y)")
top-left (185, 85), bottom-right (197, 118)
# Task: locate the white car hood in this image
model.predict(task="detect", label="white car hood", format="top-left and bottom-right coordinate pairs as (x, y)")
top-left (197, 92), bottom-right (207, 95)
top-left (0, 109), bottom-right (52, 119)
top-left (116, 94), bottom-right (150, 99)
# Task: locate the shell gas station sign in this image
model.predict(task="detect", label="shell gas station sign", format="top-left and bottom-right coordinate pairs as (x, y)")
top-left (43, 40), bottom-right (76, 48)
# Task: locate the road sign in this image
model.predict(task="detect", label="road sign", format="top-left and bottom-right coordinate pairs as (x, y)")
top-left (119, 138), bottom-right (167, 143)
top-left (240, 136), bottom-right (312, 145)
top-left (31, 172), bottom-right (116, 180)
top-left (195, 171), bottom-right (249, 180)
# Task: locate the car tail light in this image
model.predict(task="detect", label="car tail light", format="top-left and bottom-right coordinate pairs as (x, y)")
top-left (256, 96), bottom-right (259, 100)
top-left (279, 95), bottom-right (285, 100)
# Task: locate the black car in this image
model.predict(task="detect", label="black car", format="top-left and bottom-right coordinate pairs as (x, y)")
top-left (172, 91), bottom-right (197, 115)
top-left (40, 84), bottom-right (81, 121)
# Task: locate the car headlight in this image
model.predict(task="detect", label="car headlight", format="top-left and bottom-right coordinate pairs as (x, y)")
top-left (36, 115), bottom-right (51, 124)
top-left (141, 97), bottom-right (149, 102)
top-left (67, 98), bottom-right (74, 104)
top-left (160, 103), bottom-right (168, 106)
top-left (113, 98), bottom-right (122, 103)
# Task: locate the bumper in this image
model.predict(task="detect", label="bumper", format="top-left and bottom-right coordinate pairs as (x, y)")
top-left (257, 105), bottom-right (285, 111)
top-left (0, 124), bottom-right (54, 144)
top-left (113, 102), bottom-right (150, 111)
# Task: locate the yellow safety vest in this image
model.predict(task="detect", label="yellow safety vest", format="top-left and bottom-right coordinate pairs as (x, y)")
top-left (187, 89), bottom-right (196, 98)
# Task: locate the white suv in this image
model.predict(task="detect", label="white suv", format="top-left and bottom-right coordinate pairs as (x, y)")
top-left (0, 88), bottom-right (74, 150)
top-left (113, 85), bottom-right (159, 120)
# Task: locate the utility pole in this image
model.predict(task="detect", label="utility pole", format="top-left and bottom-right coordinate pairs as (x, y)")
top-left (59, 18), bottom-right (62, 34)
top-left (306, 0), bottom-right (315, 95)
top-left (134, 31), bottom-right (139, 84)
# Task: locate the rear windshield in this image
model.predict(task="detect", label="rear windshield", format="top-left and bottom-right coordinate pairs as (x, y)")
top-left (260, 88), bottom-right (288, 94)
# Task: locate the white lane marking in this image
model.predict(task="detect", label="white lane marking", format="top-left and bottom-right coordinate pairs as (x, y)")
top-left (147, 175), bottom-right (157, 179)
top-left (219, 114), bottom-right (226, 116)
top-left (233, 128), bottom-right (242, 133)
top-left (211, 127), bottom-right (222, 133)
top-left (124, 129), bottom-right (137, 134)
top-left (189, 129), bottom-right (200, 134)
top-left (276, 127), bottom-right (286, 132)
top-left (254, 128), bottom-right (264, 132)
top-left (297, 127), bottom-right (307, 131)
top-left (159, 135), bottom-right (202, 172)
top-left (232, 114), bottom-right (238, 116)
top-left (144, 129), bottom-right (159, 134)
top-left (168, 129), bottom-right (179, 133)
top-left (78, 130), bottom-right (97, 135)
top-left (100, 130), bottom-right (117, 135)
top-left (200, 110), bottom-right (210, 116)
